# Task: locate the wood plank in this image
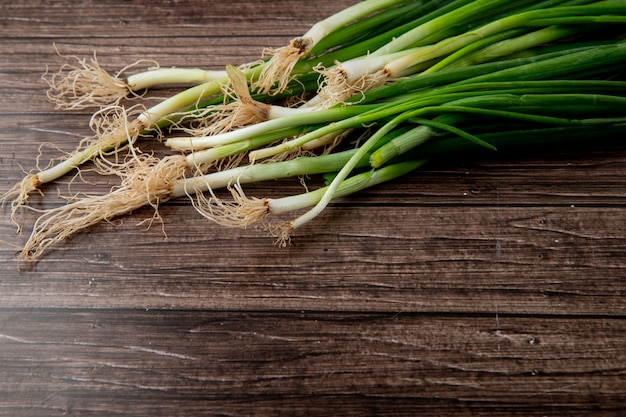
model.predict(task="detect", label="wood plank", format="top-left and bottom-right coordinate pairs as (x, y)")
top-left (2, 204), bottom-right (626, 314)
top-left (0, 0), bottom-right (344, 39)
top-left (1, 309), bottom-right (625, 416)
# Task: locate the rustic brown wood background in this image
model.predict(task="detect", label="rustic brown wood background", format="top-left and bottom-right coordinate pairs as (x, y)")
top-left (1, 1), bottom-right (625, 416)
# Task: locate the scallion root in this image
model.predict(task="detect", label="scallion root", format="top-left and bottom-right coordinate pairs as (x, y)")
top-left (19, 151), bottom-right (187, 263)
top-left (192, 182), bottom-right (294, 247)
top-left (191, 182), bottom-right (270, 228)
top-left (313, 66), bottom-right (388, 108)
top-left (88, 105), bottom-right (147, 158)
top-left (44, 49), bottom-right (136, 110)
top-left (265, 220), bottom-right (293, 248)
top-left (3, 104), bottom-right (147, 231)
top-left (1, 173), bottom-right (41, 233)
top-left (255, 37), bottom-right (312, 95)
top-left (189, 65), bottom-right (270, 136)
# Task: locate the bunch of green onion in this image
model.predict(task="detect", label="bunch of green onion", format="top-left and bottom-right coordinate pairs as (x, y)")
top-left (3, 0), bottom-right (626, 262)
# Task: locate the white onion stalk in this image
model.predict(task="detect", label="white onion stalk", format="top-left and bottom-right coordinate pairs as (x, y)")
top-left (163, 102), bottom-right (361, 152)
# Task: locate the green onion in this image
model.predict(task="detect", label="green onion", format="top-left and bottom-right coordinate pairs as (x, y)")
top-left (5, 0), bottom-right (626, 262)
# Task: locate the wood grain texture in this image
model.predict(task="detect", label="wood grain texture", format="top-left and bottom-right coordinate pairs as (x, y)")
top-left (2, 309), bottom-right (625, 417)
top-left (1, 0), bottom-right (625, 416)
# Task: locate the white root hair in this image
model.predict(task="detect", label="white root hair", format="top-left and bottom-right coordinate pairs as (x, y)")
top-left (18, 150), bottom-right (187, 263)
top-left (314, 65), bottom-right (389, 108)
top-left (254, 37), bottom-right (312, 95)
top-left (181, 65), bottom-right (270, 137)
top-left (191, 182), bottom-right (270, 228)
top-left (44, 46), bottom-right (156, 110)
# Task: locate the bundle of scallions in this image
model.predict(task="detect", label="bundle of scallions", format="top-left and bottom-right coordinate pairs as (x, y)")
top-left (3, 0), bottom-right (626, 262)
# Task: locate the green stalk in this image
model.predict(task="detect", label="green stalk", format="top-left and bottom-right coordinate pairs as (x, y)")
top-left (371, 0), bottom-right (537, 57)
top-left (361, 122), bottom-right (450, 172)
top-left (424, 25), bottom-right (581, 73)
top-left (164, 105), bottom-right (373, 150)
top-left (354, 41), bottom-right (623, 104)
top-left (286, 105), bottom-right (423, 231)
top-left (277, 117), bottom-right (626, 237)
top-left (319, 0), bottom-right (486, 59)
top-left (249, 91), bottom-right (480, 159)
top-left (253, 78), bottom-right (626, 161)
top-left (385, 3), bottom-right (626, 76)
top-left (356, 48), bottom-right (595, 110)
top-left (462, 41), bottom-right (626, 84)
top-left (448, 93), bottom-right (626, 111)
top-left (308, 0), bottom-right (450, 56)
top-left (269, 159), bottom-right (428, 217)
top-left (413, 124), bottom-right (626, 157)
top-left (370, 94), bottom-right (626, 167)
top-left (171, 126), bottom-right (413, 198)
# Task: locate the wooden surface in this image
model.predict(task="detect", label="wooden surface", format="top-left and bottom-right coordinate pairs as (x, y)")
top-left (1, 1), bottom-right (625, 415)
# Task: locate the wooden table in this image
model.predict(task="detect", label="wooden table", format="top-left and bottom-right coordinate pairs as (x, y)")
top-left (1, 1), bottom-right (625, 415)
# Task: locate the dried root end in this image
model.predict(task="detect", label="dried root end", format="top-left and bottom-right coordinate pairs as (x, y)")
top-left (265, 221), bottom-right (293, 248)
top-left (211, 152), bottom-right (248, 173)
top-left (88, 105), bottom-right (148, 167)
top-left (183, 66), bottom-right (270, 137)
top-left (316, 67), bottom-right (388, 108)
top-left (1, 173), bottom-right (42, 233)
top-left (44, 50), bottom-right (132, 110)
top-left (192, 100), bottom-right (270, 137)
top-left (3, 104), bottom-right (146, 238)
top-left (191, 182), bottom-right (294, 247)
top-left (302, 129), bottom-right (353, 154)
top-left (259, 143), bottom-right (315, 165)
top-left (18, 152), bottom-right (187, 263)
top-left (255, 37), bottom-right (312, 95)
top-left (192, 183), bottom-right (270, 229)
